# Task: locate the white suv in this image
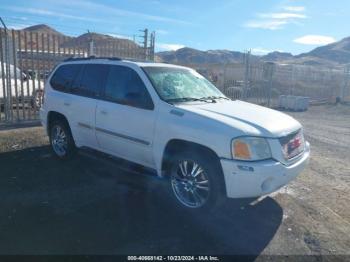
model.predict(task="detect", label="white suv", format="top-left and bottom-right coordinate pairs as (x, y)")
top-left (40, 57), bottom-right (310, 209)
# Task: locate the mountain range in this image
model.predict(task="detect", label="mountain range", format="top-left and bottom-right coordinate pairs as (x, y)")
top-left (20, 24), bottom-right (139, 50)
top-left (18, 24), bottom-right (350, 67)
top-left (157, 38), bottom-right (350, 67)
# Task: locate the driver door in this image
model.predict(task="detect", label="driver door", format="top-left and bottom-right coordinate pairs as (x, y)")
top-left (95, 65), bottom-right (156, 168)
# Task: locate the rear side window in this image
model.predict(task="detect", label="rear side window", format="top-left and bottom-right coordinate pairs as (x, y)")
top-left (50, 64), bottom-right (82, 92)
top-left (78, 64), bottom-right (110, 98)
top-left (104, 65), bottom-right (154, 110)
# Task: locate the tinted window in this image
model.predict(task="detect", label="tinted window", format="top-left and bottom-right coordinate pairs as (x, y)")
top-left (104, 66), bottom-right (154, 110)
top-left (78, 64), bottom-right (109, 98)
top-left (50, 64), bottom-right (82, 92)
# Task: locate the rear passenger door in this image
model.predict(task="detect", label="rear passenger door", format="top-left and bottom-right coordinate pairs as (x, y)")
top-left (49, 64), bottom-right (89, 146)
top-left (68, 63), bottom-right (109, 149)
top-left (96, 65), bottom-right (156, 168)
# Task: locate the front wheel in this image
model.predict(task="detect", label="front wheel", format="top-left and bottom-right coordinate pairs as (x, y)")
top-left (168, 150), bottom-right (225, 210)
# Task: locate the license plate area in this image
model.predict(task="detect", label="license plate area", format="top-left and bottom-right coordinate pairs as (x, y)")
top-left (279, 130), bottom-right (305, 160)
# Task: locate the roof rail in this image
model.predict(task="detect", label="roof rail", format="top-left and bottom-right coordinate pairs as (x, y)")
top-left (63, 56), bottom-right (122, 62)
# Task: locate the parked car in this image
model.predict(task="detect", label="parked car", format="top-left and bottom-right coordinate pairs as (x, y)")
top-left (0, 63), bottom-right (44, 109)
top-left (40, 57), bottom-right (310, 210)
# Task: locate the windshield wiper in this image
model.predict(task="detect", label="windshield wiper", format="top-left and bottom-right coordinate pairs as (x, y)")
top-left (165, 97), bottom-right (215, 103)
top-left (200, 96), bottom-right (231, 101)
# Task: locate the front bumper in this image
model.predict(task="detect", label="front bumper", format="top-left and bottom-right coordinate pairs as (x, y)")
top-left (220, 142), bottom-right (310, 198)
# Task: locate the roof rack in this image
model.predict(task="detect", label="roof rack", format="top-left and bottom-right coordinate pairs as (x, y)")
top-left (63, 56), bottom-right (122, 62)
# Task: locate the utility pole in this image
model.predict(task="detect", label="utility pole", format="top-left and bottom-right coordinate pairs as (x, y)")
top-left (149, 31), bottom-right (155, 61)
top-left (243, 49), bottom-right (251, 100)
top-left (139, 29), bottom-right (148, 60)
top-left (291, 65), bottom-right (295, 95)
top-left (264, 62), bottom-right (275, 107)
top-left (341, 64), bottom-right (350, 102)
top-left (87, 30), bottom-right (94, 57)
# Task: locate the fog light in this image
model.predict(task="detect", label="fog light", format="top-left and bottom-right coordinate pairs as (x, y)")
top-left (261, 178), bottom-right (274, 193)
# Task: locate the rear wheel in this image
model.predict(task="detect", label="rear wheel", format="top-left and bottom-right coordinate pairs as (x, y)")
top-left (168, 150), bottom-right (225, 210)
top-left (49, 120), bottom-right (76, 159)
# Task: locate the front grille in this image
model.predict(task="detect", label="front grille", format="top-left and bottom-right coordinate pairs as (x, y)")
top-left (279, 130), bottom-right (305, 160)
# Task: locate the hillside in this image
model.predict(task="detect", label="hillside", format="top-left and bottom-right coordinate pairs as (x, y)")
top-left (297, 36), bottom-right (350, 64)
top-left (157, 36), bottom-right (350, 66)
top-left (262, 51), bottom-right (293, 62)
top-left (156, 48), bottom-right (255, 64)
top-left (13, 24), bottom-right (139, 51)
top-left (62, 32), bottom-right (139, 49)
top-left (23, 24), bottom-right (64, 36)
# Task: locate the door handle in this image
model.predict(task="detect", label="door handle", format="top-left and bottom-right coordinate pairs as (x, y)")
top-left (100, 110), bottom-right (108, 115)
top-left (63, 102), bottom-right (71, 106)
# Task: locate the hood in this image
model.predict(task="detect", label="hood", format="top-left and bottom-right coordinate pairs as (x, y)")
top-left (177, 100), bottom-right (302, 137)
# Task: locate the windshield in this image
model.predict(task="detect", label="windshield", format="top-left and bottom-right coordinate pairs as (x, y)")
top-left (143, 66), bottom-right (225, 102)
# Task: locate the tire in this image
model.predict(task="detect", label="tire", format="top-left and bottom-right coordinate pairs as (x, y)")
top-left (167, 149), bottom-right (225, 211)
top-left (49, 120), bottom-right (76, 159)
top-left (31, 90), bottom-right (42, 109)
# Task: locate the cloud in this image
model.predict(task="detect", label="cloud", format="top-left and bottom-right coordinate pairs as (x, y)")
top-left (283, 6), bottom-right (305, 12)
top-left (3, 1), bottom-right (192, 26)
top-left (156, 29), bottom-right (169, 35)
top-left (156, 43), bottom-right (185, 51)
top-left (106, 33), bottom-right (132, 40)
top-left (259, 13), bottom-right (307, 19)
top-left (293, 35), bottom-right (336, 45)
top-left (244, 6), bottom-right (307, 30)
top-left (244, 20), bottom-right (288, 30)
top-left (251, 47), bottom-right (274, 55)
top-left (4, 6), bottom-right (104, 23)
top-left (44, 0), bottom-right (192, 25)
top-left (7, 23), bottom-right (32, 30)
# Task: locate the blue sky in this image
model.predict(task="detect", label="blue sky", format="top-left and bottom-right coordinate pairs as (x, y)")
top-left (0, 0), bottom-right (349, 55)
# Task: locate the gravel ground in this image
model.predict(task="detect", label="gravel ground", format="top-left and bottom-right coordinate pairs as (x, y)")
top-left (263, 105), bottom-right (350, 256)
top-left (0, 104), bottom-right (349, 259)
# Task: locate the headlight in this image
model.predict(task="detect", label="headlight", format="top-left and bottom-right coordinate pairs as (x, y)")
top-left (231, 137), bottom-right (272, 161)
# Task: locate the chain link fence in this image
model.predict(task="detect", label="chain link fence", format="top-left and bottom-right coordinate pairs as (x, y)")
top-left (193, 58), bottom-right (350, 108)
top-left (0, 27), bottom-right (155, 124)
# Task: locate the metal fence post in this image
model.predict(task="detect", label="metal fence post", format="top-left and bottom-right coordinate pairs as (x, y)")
top-left (243, 50), bottom-right (251, 100)
top-left (0, 28), bottom-right (6, 122)
top-left (88, 30), bottom-right (94, 57)
top-left (0, 17), bottom-right (12, 121)
top-left (263, 62), bottom-right (275, 107)
top-left (150, 31), bottom-right (155, 61)
top-left (139, 28), bottom-right (148, 60)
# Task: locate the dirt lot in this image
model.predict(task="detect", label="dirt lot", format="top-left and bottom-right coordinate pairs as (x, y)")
top-left (0, 105), bottom-right (349, 258)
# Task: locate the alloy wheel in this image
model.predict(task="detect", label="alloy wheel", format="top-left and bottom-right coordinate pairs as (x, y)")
top-left (51, 125), bottom-right (68, 157)
top-left (171, 160), bottom-right (210, 208)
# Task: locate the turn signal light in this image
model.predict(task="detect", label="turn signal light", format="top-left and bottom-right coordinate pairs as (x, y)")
top-left (233, 140), bottom-right (251, 160)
